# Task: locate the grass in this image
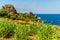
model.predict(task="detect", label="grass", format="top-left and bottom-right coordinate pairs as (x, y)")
top-left (0, 18), bottom-right (59, 40)
top-left (36, 24), bottom-right (55, 40)
top-left (0, 19), bottom-right (15, 37)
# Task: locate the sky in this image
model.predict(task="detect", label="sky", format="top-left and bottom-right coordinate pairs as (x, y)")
top-left (0, 0), bottom-right (60, 14)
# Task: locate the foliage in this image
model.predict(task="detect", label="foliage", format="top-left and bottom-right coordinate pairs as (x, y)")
top-left (0, 20), bottom-right (15, 37)
top-left (36, 24), bottom-right (55, 40)
top-left (14, 23), bottom-right (55, 40)
top-left (10, 15), bottom-right (17, 20)
top-left (28, 24), bottom-right (38, 35)
top-left (0, 10), bottom-right (7, 17)
top-left (0, 9), bottom-right (41, 22)
top-left (14, 24), bottom-right (38, 40)
top-left (14, 24), bottom-right (30, 40)
top-left (0, 19), bottom-right (56, 40)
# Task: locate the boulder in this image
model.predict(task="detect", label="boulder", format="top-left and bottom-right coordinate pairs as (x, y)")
top-left (29, 12), bottom-right (35, 16)
top-left (2, 4), bottom-right (17, 14)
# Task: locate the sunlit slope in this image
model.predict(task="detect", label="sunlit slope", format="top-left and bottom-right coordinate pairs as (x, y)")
top-left (0, 18), bottom-right (59, 40)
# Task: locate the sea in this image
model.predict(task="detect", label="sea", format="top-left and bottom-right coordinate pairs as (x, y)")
top-left (35, 14), bottom-right (60, 25)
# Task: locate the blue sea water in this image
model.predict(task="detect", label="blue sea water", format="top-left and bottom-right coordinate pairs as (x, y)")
top-left (35, 14), bottom-right (60, 25)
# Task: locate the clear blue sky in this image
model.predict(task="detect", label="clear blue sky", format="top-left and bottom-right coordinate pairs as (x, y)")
top-left (0, 0), bottom-right (60, 14)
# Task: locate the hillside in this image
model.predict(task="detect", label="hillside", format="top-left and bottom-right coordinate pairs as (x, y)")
top-left (0, 4), bottom-right (42, 24)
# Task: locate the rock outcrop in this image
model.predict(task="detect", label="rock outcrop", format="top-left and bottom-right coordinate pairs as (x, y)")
top-left (29, 12), bottom-right (35, 16)
top-left (0, 4), bottom-right (42, 23)
top-left (2, 4), bottom-right (17, 14)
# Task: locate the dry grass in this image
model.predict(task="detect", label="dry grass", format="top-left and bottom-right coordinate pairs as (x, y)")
top-left (0, 37), bottom-right (14, 40)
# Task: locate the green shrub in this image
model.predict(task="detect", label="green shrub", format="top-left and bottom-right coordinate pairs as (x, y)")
top-left (14, 23), bottom-right (55, 40)
top-left (0, 20), bottom-right (15, 37)
top-left (0, 10), bottom-right (7, 17)
top-left (37, 24), bottom-right (55, 40)
top-left (14, 24), bottom-right (30, 40)
top-left (10, 15), bottom-right (16, 20)
top-left (14, 24), bottom-right (39, 40)
top-left (0, 18), bottom-right (55, 40)
top-left (28, 24), bottom-right (38, 35)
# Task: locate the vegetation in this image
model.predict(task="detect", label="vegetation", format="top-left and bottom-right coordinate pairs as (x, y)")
top-left (0, 19), bottom-right (58, 40)
top-left (0, 19), bottom-right (15, 37)
top-left (0, 4), bottom-right (59, 40)
top-left (0, 10), bottom-right (41, 22)
top-left (0, 9), bottom-right (7, 17)
top-left (36, 24), bottom-right (55, 40)
top-left (0, 4), bottom-right (41, 23)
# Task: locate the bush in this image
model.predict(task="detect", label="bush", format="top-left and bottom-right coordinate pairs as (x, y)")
top-left (36, 24), bottom-right (55, 40)
top-left (10, 15), bottom-right (16, 20)
top-left (14, 24), bottom-right (30, 40)
top-left (28, 24), bottom-right (38, 35)
top-left (14, 23), bottom-right (55, 40)
top-left (0, 19), bottom-right (55, 40)
top-left (14, 24), bottom-right (39, 40)
top-left (0, 20), bottom-right (15, 37)
top-left (0, 10), bottom-right (7, 17)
